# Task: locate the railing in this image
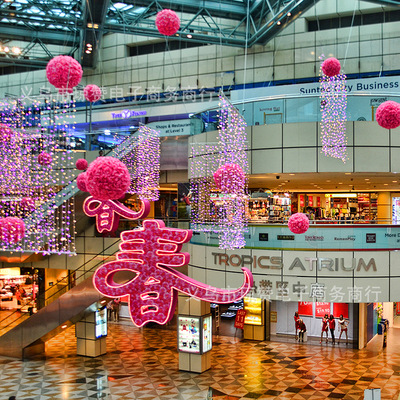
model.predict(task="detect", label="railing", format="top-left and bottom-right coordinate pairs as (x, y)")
top-left (190, 92), bottom-right (400, 134)
top-left (0, 238), bottom-right (119, 336)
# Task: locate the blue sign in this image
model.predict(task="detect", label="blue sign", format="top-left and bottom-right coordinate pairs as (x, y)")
top-left (111, 110), bottom-right (147, 119)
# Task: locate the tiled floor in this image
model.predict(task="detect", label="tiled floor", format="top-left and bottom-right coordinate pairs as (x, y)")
top-left (0, 320), bottom-right (399, 400)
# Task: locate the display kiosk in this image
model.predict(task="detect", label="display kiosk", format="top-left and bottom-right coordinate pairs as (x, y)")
top-left (76, 307), bottom-right (107, 357)
top-left (243, 297), bottom-right (268, 341)
top-left (178, 294), bottom-right (212, 373)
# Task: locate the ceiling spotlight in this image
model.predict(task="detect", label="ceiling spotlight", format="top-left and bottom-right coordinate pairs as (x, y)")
top-left (86, 43), bottom-right (92, 48)
top-left (277, 21), bottom-right (281, 25)
top-left (85, 50), bottom-right (91, 54)
top-left (12, 47), bottom-right (20, 55)
top-left (287, 12), bottom-right (291, 16)
top-left (104, 130), bottom-right (111, 135)
top-left (186, 34), bottom-right (192, 38)
top-left (4, 47), bottom-right (9, 53)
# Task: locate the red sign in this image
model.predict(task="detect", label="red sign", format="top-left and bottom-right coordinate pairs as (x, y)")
top-left (317, 197), bottom-right (321, 207)
top-left (397, 302), bottom-right (400, 315)
top-left (299, 195), bottom-right (305, 208)
top-left (333, 303), bottom-right (349, 319)
top-left (234, 309), bottom-right (247, 329)
top-left (298, 302), bottom-right (313, 316)
top-left (315, 302), bottom-right (331, 317)
top-left (308, 196), bottom-right (313, 207)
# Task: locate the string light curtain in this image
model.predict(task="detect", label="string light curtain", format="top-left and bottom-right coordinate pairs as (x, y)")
top-left (0, 96), bottom-right (76, 255)
top-left (122, 125), bottom-right (160, 202)
top-left (190, 94), bottom-right (248, 249)
top-left (319, 56), bottom-right (348, 162)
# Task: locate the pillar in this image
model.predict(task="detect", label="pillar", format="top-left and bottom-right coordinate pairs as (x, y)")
top-left (377, 192), bottom-right (391, 224)
top-left (178, 294), bottom-right (211, 373)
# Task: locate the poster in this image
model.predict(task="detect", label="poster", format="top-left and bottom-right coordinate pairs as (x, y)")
top-left (333, 303), bottom-right (349, 319)
top-left (234, 309), bottom-right (246, 329)
top-left (202, 315), bottom-right (212, 353)
top-left (298, 302), bottom-right (313, 316)
top-left (178, 316), bottom-right (201, 353)
top-left (315, 302), bottom-right (331, 317)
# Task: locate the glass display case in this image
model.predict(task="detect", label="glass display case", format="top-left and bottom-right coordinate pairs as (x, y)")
top-left (178, 315), bottom-right (212, 354)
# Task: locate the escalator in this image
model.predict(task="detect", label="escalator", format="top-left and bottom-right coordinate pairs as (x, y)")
top-left (0, 236), bottom-right (119, 358)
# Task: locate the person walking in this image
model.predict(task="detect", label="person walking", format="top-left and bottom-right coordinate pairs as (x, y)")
top-left (298, 319), bottom-right (307, 342)
top-left (112, 298), bottom-right (121, 322)
top-left (320, 314), bottom-right (329, 343)
top-left (338, 314), bottom-right (349, 345)
top-left (329, 314), bottom-right (336, 344)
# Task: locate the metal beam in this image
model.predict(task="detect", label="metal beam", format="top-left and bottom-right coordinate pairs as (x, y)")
top-left (0, 24), bottom-right (78, 46)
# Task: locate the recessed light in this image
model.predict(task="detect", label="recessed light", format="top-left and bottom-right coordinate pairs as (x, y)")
top-left (393, 181), bottom-right (397, 183)
top-left (365, 178), bottom-right (370, 181)
top-left (384, 183), bottom-right (388, 185)
top-left (277, 21), bottom-right (281, 25)
top-left (345, 173), bottom-right (351, 175)
top-left (61, 325), bottom-right (68, 329)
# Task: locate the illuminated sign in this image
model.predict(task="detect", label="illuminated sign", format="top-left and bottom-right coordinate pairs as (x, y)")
top-left (92, 219), bottom-right (253, 327)
top-left (111, 110), bottom-right (147, 119)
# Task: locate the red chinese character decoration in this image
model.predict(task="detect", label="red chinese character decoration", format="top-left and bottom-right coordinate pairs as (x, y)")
top-left (83, 197), bottom-right (150, 233)
top-left (83, 156), bottom-right (254, 327)
top-left (93, 219), bottom-right (253, 327)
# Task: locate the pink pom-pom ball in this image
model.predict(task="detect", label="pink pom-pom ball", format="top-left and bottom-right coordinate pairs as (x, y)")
top-left (38, 152), bottom-right (52, 166)
top-left (0, 217), bottom-right (25, 244)
top-left (46, 55), bottom-right (83, 94)
top-left (0, 124), bottom-right (13, 142)
top-left (20, 197), bottom-right (35, 211)
top-left (155, 9), bottom-right (180, 36)
top-left (213, 163), bottom-right (246, 193)
top-left (76, 173), bottom-right (88, 192)
top-left (321, 57), bottom-right (341, 77)
top-left (85, 157), bottom-right (130, 200)
top-left (76, 158), bottom-right (88, 170)
top-left (83, 84), bottom-right (102, 102)
top-left (288, 213), bottom-right (309, 234)
top-left (375, 101), bottom-right (400, 130)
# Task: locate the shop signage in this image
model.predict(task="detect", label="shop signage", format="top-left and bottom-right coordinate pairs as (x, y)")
top-left (212, 252), bottom-right (377, 272)
top-left (333, 303), bottom-right (349, 319)
top-left (259, 233), bottom-right (269, 241)
top-left (191, 225), bottom-right (400, 251)
top-left (148, 119), bottom-right (192, 136)
top-left (234, 309), bottom-right (246, 329)
top-left (111, 109), bottom-right (147, 119)
top-left (298, 302), bottom-right (313, 316)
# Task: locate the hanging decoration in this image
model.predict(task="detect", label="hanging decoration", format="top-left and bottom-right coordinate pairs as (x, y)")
top-left (83, 84), bottom-right (102, 103)
top-left (81, 156), bottom-right (150, 233)
top-left (319, 56), bottom-right (348, 162)
top-left (46, 55), bottom-right (83, 94)
top-left (127, 125), bottom-right (160, 201)
top-left (190, 95), bottom-right (248, 250)
top-left (75, 158), bottom-right (88, 171)
top-left (375, 101), bottom-right (400, 130)
top-left (77, 173), bottom-right (88, 192)
top-left (155, 9), bottom-right (180, 36)
top-left (0, 93), bottom-right (76, 255)
top-left (288, 213), bottom-right (309, 234)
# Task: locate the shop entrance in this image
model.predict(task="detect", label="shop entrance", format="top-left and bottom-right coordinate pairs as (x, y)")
top-left (270, 301), bottom-right (355, 347)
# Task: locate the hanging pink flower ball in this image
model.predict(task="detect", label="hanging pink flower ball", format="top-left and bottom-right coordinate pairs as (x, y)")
top-left (0, 217), bottom-right (25, 244)
top-left (321, 57), bottom-right (341, 77)
top-left (213, 163), bottom-right (246, 193)
top-left (46, 55), bottom-right (83, 94)
top-left (76, 158), bottom-right (88, 170)
top-left (38, 152), bottom-right (52, 166)
top-left (83, 84), bottom-right (102, 103)
top-left (77, 173), bottom-right (88, 192)
top-left (20, 197), bottom-right (35, 211)
top-left (288, 213), bottom-right (309, 234)
top-left (155, 9), bottom-right (180, 36)
top-left (0, 124), bottom-right (13, 142)
top-left (375, 101), bottom-right (400, 130)
top-left (85, 157), bottom-right (130, 200)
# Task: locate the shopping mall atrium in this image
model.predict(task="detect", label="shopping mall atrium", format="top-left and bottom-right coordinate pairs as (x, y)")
top-left (1, 0), bottom-right (400, 399)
